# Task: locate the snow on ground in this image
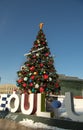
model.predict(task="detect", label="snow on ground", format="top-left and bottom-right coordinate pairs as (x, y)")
top-left (19, 96), bottom-right (83, 130)
top-left (19, 118), bottom-right (69, 130)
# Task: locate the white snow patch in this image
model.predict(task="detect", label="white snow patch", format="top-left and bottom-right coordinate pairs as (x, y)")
top-left (19, 118), bottom-right (67, 130)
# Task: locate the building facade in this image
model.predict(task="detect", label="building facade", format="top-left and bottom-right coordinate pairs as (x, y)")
top-left (0, 84), bottom-right (17, 94)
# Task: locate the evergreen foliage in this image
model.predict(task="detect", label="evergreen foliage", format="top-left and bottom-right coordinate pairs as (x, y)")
top-left (16, 24), bottom-right (60, 94)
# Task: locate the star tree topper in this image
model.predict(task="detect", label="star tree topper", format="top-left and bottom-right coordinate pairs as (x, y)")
top-left (39, 23), bottom-right (44, 30)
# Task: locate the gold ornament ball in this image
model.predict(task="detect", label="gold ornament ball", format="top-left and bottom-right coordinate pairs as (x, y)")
top-left (18, 73), bottom-right (22, 76)
top-left (28, 89), bottom-right (31, 94)
top-left (43, 71), bottom-right (46, 74)
top-left (37, 39), bottom-right (40, 43)
top-left (34, 72), bottom-right (37, 75)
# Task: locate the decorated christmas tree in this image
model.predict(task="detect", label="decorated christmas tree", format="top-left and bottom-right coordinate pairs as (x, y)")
top-left (16, 23), bottom-right (61, 95)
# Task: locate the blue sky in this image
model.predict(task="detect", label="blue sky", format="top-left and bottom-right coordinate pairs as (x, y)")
top-left (0, 0), bottom-right (83, 84)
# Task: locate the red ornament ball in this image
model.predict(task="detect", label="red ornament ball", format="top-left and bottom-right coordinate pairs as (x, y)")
top-left (43, 74), bottom-right (49, 80)
top-left (30, 75), bottom-right (35, 80)
top-left (40, 63), bottom-right (44, 67)
top-left (29, 82), bottom-right (33, 87)
top-left (42, 42), bottom-right (46, 45)
top-left (40, 87), bottom-right (44, 93)
top-left (33, 55), bottom-right (36, 58)
top-left (45, 53), bottom-right (49, 57)
top-left (34, 44), bottom-right (38, 48)
top-left (23, 83), bottom-right (27, 87)
top-left (55, 83), bottom-right (59, 88)
top-left (30, 66), bottom-right (35, 71)
top-left (17, 78), bottom-right (23, 83)
top-left (26, 64), bottom-right (30, 67)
